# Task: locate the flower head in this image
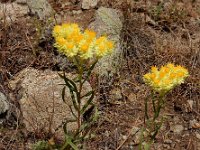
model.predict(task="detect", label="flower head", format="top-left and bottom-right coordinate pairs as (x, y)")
top-left (95, 36), bottom-right (114, 57)
top-left (52, 25), bottom-right (62, 38)
top-left (52, 23), bottom-right (114, 59)
top-left (143, 63), bottom-right (189, 94)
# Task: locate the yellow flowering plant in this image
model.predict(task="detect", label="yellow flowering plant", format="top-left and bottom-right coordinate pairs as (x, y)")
top-left (51, 23), bottom-right (114, 149)
top-left (140, 63), bottom-right (189, 149)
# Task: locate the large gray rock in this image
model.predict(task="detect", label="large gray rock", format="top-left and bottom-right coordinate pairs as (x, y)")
top-left (27, 0), bottom-right (54, 19)
top-left (9, 68), bottom-right (93, 136)
top-left (0, 92), bottom-right (9, 123)
top-left (89, 7), bottom-right (123, 77)
top-left (0, 92), bottom-right (9, 118)
top-left (0, 2), bottom-right (29, 23)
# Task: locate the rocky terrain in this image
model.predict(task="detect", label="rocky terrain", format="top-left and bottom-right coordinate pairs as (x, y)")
top-left (0, 0), bottom-right (200, 149)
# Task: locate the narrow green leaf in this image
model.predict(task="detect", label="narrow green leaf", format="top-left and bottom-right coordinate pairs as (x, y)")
top-left (58, 72), bottom-right (64, 79)
top-left (59, 72), bottom-right (79, 111)
top-left (61, 79), bottom-right (78, 111)
top-left (81, 91), bottom-right (93, 99)
top-left (79, 128), bottom-right (90, 141)
top-left (66, 135), bottom-right (78, 150)
top-left (63, 76), bottom-right (74, 91)
top-left (80, 91), bottom-right (94, 114)
top-left (79, 122), bottom-right (90, 134)
top-left (59, 72), bottom-right (77, 92)
top-left (83, 60), bottom-right (98, 83)
top-left (62, 86), bottom-right (66, 103)
top-left (69, 90), bottom-right (79, 111)
top-left (59, 73), bottom-right (79, 112)
top-left (143, 142), bottom-right (150, 150)
top-left (65, 76), bottom-right (78, 93)
top-left (73, 121), bottom-right (90, 139)
top-left (68, 105), bottom-right (77, 119)
top-left (63, 122), bottom-right (68, 134)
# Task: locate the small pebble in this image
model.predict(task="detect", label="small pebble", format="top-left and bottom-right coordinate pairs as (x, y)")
top-left (163, 144), bottom-right (170, 149)
top-left (122, 135), bottom-right (127, 140)
top-left (196, 133), bottom-right (200, 140)
top-left (72, 10), bottom-right (82, 15)
top-left (164, 139), bottom-right (172, 144)
top-left (171, 124), bottom-right (184, 134)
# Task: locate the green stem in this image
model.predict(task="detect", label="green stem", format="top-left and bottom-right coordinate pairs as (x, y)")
top-left (82, 59), bottom-right (98, 84)
top-left (144, 96), bottom-right (149, 122)
top-left (77, 63), bottom-right (83, 130)
top-left (73, 57), bottom-right (84, 131)
top-left (151, 117), bottom-right (164, 140)
top-left (153, 93), bottom-right (165, 121)
top-left (151, 92), bottom-right (156, 115)
top-left (60, 143), bottom-right (70, 150)
top-left (139, 127), bottom-right (145, 150)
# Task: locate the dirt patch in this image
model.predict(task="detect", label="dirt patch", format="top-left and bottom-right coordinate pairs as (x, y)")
top-left (0, 0), bottom-right (200, 149)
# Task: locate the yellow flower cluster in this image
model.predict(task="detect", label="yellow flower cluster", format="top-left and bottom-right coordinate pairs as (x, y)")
top-left (52, 23), bottom-right (114, 59)
top-left (143, 63), bottom-right (189, 93)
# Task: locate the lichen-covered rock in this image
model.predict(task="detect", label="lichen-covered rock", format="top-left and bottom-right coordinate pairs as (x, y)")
top-left (27, 0), bottom-right (54, 19)
top-left (89, 7), bottom-right (123, 78)
top-left (9, 68), bottom-right (92, 136)
top-left (0, 92), bottom-right (9, 118)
